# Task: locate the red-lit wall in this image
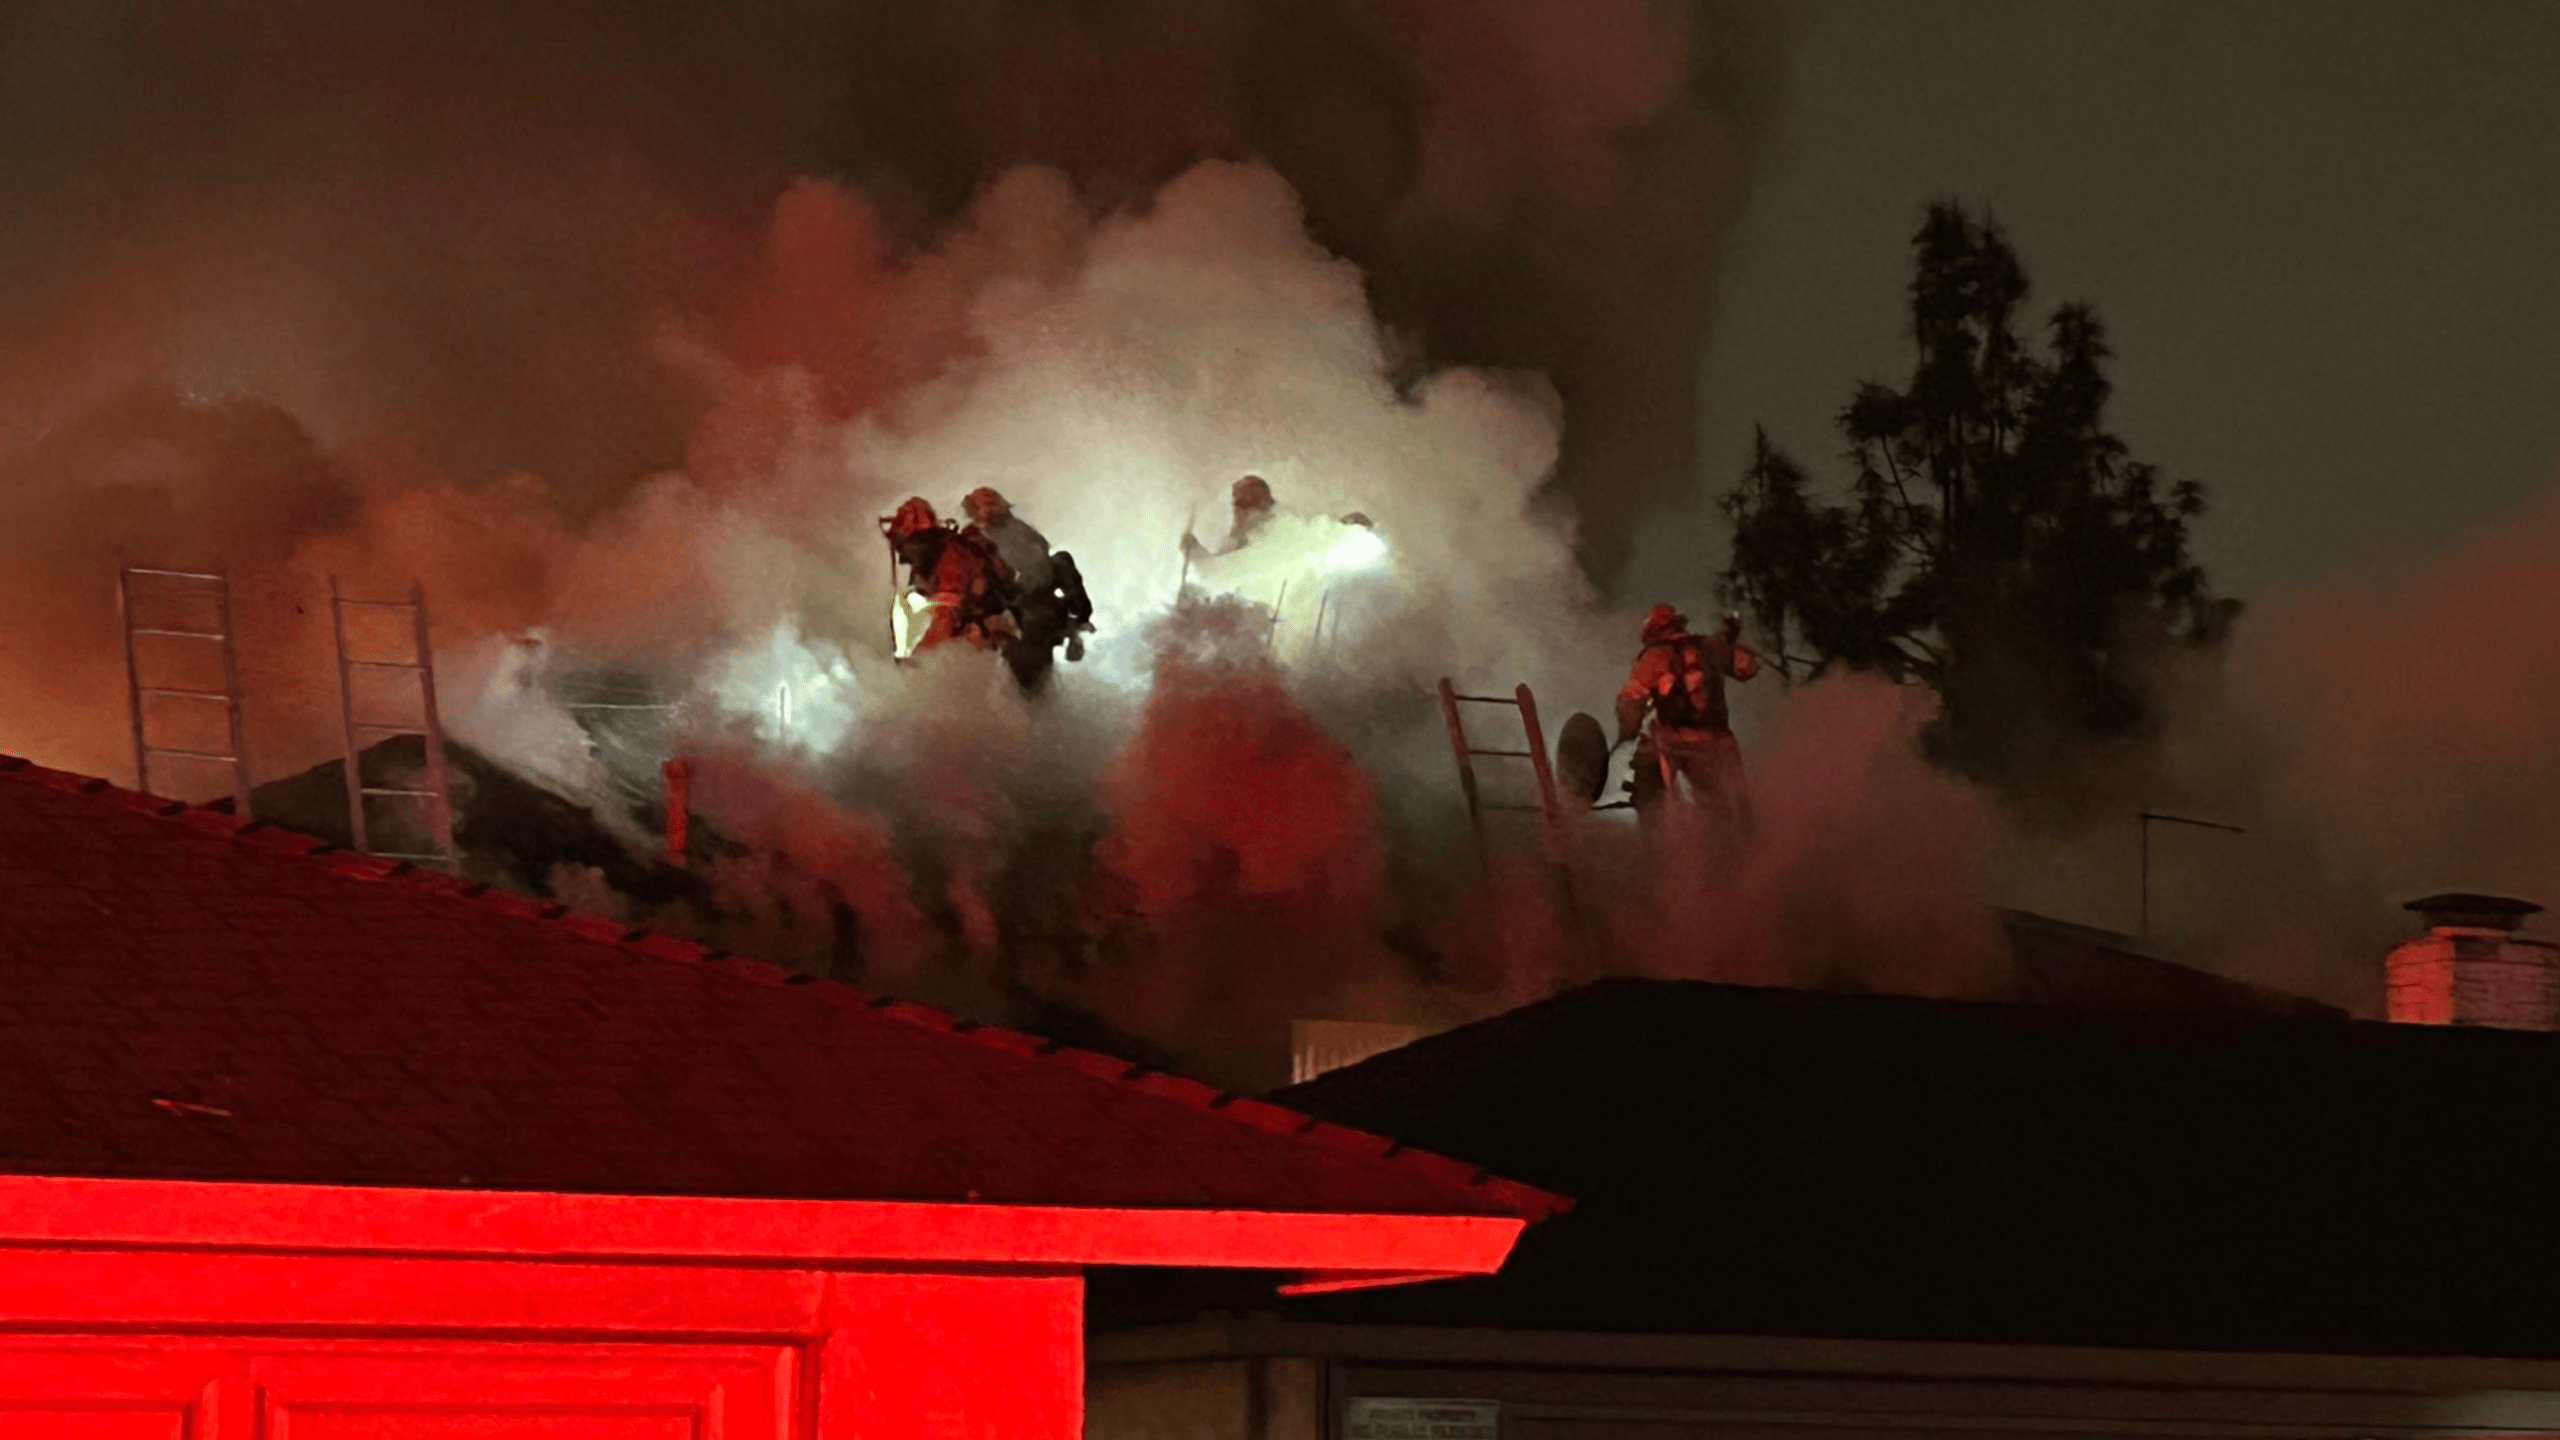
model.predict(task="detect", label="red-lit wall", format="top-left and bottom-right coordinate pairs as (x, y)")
top-left (0, 1249), bottom-right (1082, 1438)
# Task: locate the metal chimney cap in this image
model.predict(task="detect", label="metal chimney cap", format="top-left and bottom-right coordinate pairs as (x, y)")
top-left (2405, 893), bottom-right (2543, 930)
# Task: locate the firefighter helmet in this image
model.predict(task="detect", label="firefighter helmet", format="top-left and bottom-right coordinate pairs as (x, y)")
top-left (962, 487), bottom-right (1009, 526)
top-left (882, 497), bottom-right (941, 542)
top-left (1642, 603), bottom-right (1687, 643)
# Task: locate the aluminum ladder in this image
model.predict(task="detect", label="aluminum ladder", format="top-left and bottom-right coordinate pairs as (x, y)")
top-left (117, 565), bottom-right (252, 817)
top-left (330, 576), bottom-right (454, 865)
top-left (1435, 678), bottom-right (1561, 842)
top-left (1435, 678), bottom-right (1589, 966)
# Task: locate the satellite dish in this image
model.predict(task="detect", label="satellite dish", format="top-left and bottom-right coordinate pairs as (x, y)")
top-left (1554, 711), bottom-right (1611, 806)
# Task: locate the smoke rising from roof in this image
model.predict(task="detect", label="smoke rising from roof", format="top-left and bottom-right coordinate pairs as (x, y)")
top-left (0, 0), bottom-right (2052, 1080)
top-left (1935, 457), bottom-right (2560, 1019)
top-left (2125, 474), bottom-right (2560, 1010)
top-left (0, 0), bottom-right (1792, 573)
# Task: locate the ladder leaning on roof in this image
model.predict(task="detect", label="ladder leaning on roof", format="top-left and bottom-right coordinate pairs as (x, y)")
top-left (329, 576), bottom-right (455, 867)
top-left (1436, 678), bottom-right (1562, 848)
top-left (117, 565), bottom-right (253, 819)
top-left (1437, 678), bottom-right (1591, 983)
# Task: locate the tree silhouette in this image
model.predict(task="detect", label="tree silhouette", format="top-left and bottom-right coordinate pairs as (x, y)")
top-left (1720, 203), bottom-right (2237, 786)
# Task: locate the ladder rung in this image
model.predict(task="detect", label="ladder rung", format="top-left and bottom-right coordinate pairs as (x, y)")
top-left (124, 567), bottom-right (225, 582)
top-left (137, 686), bottom-right (233, 701)
top-left (145, 747), bottom-right (238, 764)
top-left (1477, 803), bottom-right (1545, 813)
top-left (330, 577), bottom-right (448, 867)
top-left (563, 702), bottom-right (674, 712)
top-left (1593, 801), bottom-right (1635, 811)
top-left (1467, 749), bottom-right (1537, 759)
top-left (128, 628), bottom-right (226, 641)
top-left (1452, 694), bottom-right (1521, 706)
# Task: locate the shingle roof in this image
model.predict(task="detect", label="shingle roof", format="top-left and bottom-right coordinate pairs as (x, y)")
top-left (1997, 908), bottom-right (2343, 1018)
top-left (0, 755), bottom-right (1563, 1220)
top-left (1265, 977), bottom-right (2560, 1358)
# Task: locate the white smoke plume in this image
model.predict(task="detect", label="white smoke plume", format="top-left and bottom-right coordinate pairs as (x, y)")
top-left (0, 2), bottom-right (2060, 1082)
top-left (0, 153), bottom-right (2017, 1081)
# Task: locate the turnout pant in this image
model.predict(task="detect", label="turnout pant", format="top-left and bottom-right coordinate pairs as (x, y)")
top-left (1630, 725), bottom-right (1751, 841)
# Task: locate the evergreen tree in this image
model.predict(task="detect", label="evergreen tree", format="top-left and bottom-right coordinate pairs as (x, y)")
top-left (1720, 203), bottom-right (2237, 784)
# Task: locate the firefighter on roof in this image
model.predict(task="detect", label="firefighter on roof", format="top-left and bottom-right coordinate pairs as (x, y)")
top-left (963, 486), bottom-right (1093, 689)
top-left (1616, 604), bottom-right (1760, 836)
top-left (882, 496), bottom-right (1016, 659)
top-left (1183, 474), bottom-right (1279, 560)
top-left (1181, 475), bottom-right (1372, 561)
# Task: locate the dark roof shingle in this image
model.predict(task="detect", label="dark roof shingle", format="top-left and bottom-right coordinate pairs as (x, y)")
top-left (0, 755), bottom-right (1563, 1220)
top-left (1271, 976), bottom-right (2560, 1357)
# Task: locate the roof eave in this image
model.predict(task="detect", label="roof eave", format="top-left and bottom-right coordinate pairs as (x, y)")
top-left (0, 1173), bottom-right (1530, 1283)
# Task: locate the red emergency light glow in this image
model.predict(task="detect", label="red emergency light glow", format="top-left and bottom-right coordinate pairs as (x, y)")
top-left (0, 754), bottom-right (1566, 1434)
top-left (0, 1174), bottom-right (1535, 1436)
top-left (0, 1173), bottom-right (1531, 1276)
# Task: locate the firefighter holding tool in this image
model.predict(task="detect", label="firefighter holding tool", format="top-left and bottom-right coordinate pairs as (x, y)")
top-left (1615, 604), bottom-right (1760, 840)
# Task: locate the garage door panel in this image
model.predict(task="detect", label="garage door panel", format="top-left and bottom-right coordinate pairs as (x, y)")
top-left (0, 1339), bottom-right (791, 1439)
top-left (265, 1405), bottom-right (703, 1439)
top-left (0, 1346), bottom-right (215, 1438)
top-left (0, 1406), bottom-right (197, 1440)
top-left (253, 1345), bottom-right (787, 1439)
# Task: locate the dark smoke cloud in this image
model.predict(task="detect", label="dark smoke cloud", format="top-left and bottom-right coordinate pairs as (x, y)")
top-left (2155, 473), bottom-right (2560, 1010)
top-left (1967, 467), bottom-right (2560, 1016)
top-left (0, 0), bottom-right (1794, 574)
top-left (0, 0), bottom-right (802, 494)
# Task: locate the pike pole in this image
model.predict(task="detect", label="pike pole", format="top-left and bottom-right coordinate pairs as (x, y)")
top-left (1174, 503), bottom-right (1198, 604)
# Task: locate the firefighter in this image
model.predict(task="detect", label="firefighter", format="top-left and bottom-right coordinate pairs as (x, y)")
top-left (1225, 474), bottom-right (1278, 550)
top-left (962, 486), bottom-right (1094, 689)
top-left (881, 496), bottom-right (1016, 658)
top-left (1616, 604), bottom-right (1760, 837)
top-left (1183, 474), bottom-right (1279, 561)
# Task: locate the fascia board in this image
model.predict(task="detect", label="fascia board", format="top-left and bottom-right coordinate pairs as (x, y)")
top-left (0, 1174), bottom-right (1526, 1279)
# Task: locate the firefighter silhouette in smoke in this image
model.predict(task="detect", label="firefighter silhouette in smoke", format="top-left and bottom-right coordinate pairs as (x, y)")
top-left (962, 486), bottom-right (1093, 690)
top-left (1181, 474), bottom-right (1371, 562)
top-left (882, 496), bottom-right (1017, 659)
top-left (1182, 474), bottom-right (1279, 561)
top-left (1616, 603), bottom-right (1760, 840)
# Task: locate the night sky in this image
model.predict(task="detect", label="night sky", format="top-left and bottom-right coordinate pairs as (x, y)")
top-left (1635, 0), bottom-right (2560, 609)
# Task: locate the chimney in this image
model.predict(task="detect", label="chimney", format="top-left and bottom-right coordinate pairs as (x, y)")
top-left (2385, 893), bottom-right (2558, 1029)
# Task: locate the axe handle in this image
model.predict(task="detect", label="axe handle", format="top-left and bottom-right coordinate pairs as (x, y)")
top-left (1175, 503), bottom-right (1198, 601)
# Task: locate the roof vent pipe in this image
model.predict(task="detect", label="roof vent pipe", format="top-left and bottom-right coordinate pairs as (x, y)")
top-left (2385, 894), bottom-right (2559, 1029)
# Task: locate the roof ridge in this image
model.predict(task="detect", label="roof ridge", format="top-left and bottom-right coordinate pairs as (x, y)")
top-left (1279, 978), bottom-right (1639, 1097)
top-left (0, 751), bottom-right (1572, 1222)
